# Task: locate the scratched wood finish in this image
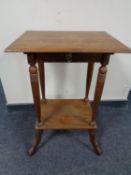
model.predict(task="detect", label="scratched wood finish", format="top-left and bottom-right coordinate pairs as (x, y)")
top-left (5, 31), bottom-right (131, 53)
top-left (35, 99), bottom-right (96, 130)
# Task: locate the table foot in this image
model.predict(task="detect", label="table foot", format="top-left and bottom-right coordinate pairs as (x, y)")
top-left (88, 129), bottom-right (102, 155)
top-left (28, 130), bottom-right (43, 156)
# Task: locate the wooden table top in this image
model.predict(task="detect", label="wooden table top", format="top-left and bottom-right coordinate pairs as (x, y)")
top-left (5, 31), bottom-right (131, 53)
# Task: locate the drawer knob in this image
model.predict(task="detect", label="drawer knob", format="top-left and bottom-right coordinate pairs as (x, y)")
top-left (65, 53), bottom-right (72, 62)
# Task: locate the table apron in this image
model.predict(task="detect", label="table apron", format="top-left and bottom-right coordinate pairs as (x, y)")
top-left (30, 53), bottom-right (107, 63)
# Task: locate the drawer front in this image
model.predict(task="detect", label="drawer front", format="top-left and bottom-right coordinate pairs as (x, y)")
top-left (36, 53), bottom-right (103, 62)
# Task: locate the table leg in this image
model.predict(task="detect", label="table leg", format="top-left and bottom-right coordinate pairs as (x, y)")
top-left (28, 130), bottom-right (43, 156)
top-left (27, 54), bottom-right (43, 155)
top-left (28, 54), bottom-right (41, 122)
top-left (88, 54), bottom-right (110, 155)
top-left (92, 54), bottom-right (110, 121)
top-left (88, 129), bottom-right (102, 155)
top-left (38, 60), bottom-right (46, 101)
top-left (85, 62), bottom-right (94, 101)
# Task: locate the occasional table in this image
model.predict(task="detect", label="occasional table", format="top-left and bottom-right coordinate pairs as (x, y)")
top-left (5, 31), bottom-right (131, 156)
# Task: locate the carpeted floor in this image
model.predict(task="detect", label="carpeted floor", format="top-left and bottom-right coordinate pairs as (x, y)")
top-left (0, 80), bottom-right (131, 175)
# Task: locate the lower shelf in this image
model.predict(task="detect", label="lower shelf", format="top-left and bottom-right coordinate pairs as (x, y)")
top-left (36, 99), bottom-right (96, 130)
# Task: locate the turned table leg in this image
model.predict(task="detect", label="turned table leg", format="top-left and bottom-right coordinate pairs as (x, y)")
top-left (38, 60), bottom-right (46, 101)
top-left (92, 54), bottom-right (110, 122)
top-left (85, 62), bottom-right (94, 101)
top-left (88, 54), bottom-right (110, 155)
top-left (27, 54), bottom-right (43, 156)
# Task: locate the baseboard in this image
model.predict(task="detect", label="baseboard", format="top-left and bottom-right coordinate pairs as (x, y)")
top-left (6, 103), bottom-right (35, 111)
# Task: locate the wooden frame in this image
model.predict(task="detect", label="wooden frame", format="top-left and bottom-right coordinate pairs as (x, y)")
top-left (27, 52), bottom-right (110, 156)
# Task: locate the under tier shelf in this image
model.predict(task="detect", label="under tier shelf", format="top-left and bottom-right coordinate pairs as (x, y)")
top-left (36, 99), bottom-right (96, 130)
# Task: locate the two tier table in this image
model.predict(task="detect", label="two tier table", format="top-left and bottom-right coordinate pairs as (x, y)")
top-left (5, 31), bottom-right (131, 156)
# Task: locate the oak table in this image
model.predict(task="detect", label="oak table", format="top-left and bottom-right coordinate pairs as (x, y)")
top-left (5, 31), bottom-right (131, 156)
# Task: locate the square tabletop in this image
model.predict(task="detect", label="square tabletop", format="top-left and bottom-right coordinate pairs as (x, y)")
top-left (5, 31), bottom-right (131, 53)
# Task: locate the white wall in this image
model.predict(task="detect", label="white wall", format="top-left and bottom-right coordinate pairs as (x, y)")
top-left (0, 0), bottom-right (131, 104)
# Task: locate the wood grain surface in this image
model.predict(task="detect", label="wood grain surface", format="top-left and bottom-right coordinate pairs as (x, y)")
top-left (35, 99), bottom-right (96, 130)
top-left (5, 31), bottom-right (131, 53)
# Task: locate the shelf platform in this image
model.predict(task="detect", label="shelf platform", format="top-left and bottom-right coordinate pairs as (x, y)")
top-left (36, 99), bottom-right (96, 130)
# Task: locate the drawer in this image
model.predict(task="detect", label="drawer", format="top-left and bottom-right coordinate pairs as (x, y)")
top-left (36, 53), bottom-right (102, 63)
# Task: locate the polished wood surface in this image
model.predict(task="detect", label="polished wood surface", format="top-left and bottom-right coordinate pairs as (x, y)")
top-left (36, 99), bottom-right (96, 130)
top-left (5, 31), bottom-right (131, 53)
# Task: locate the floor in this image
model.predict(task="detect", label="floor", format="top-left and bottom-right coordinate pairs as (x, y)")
top-left (0, 80), bottom-right (131, 175)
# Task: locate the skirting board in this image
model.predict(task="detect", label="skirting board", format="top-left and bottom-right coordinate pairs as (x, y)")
top-left (2, 80), bottom-right (130, 111)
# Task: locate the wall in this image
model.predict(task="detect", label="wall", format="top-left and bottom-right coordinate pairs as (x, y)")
top-left (0, 0), bottom-right (131, 104)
